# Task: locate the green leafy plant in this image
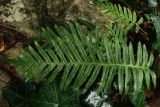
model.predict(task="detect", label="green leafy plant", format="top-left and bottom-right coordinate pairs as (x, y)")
top-left (96, 1), bottom-right (144, 33)
top-left (129, 90), bottom-right (145, 107)
top-left (3, 82), bottom-right (80, 107)
top-left (3, 82), bottom-right (35, 107)
top-left (9, 23), bottom-right (156, 95)
top-left (2, 1), bottom-right (160, 107)
top-left (151, 14), bottom-right (160, 51)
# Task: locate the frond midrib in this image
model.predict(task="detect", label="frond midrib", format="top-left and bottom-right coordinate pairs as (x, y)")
top-left (40, 61), bottom-right (149, 70)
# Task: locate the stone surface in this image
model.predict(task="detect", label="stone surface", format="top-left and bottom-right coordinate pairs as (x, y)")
top-left (0, 0), bottom-right (110, 37)
top-left (46, 0), bottom-right (111, 24)
top-left (0, 0), bottom-right (40, 37)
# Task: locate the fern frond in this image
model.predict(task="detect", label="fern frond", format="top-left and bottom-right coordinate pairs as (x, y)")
top-left (10, 23), bottom-right (156, 95)
top-left (105, 24), bottom-right (127, 43)
top-left (97, 2), bottom-right (144, 33)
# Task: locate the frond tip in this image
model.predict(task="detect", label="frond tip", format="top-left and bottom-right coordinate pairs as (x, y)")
top-left (10, 23), bottom-right (156, 95)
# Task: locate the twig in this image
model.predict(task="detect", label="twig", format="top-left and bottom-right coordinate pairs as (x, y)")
top-left (0, 23), bottom-right (22, 34)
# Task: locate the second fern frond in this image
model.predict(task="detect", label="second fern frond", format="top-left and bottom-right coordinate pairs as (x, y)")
top-left (96, 2), bottom-right (144, 33)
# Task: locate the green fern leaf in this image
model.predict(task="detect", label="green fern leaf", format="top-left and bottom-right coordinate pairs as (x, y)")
top-left (10, 23), bottom-right (156, 95)
top-left (97, 2), bottom-right (143, 33)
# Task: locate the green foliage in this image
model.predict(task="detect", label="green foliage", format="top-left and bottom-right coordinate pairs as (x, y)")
top-left (105, 24), bottom-right (127, 43)
top-left (148, 0), bottom-right (158, 7)
top-left (31, 83), bottom-right (80, 107)
top-left (3, 82), bottom-right (80, 107)
top-left (129, 90), bottom-right (145, 107)
top-left (3, 82), bottom-right (36, 107)
top-left (77, 19), bottom-right (96, 30)
top-left (96, 2), bottom-right (144, 33)
top-left (10, 23), bottom-right (156, 95)
top-left (92, 0), bottom-right (108, 3)
top-left (151, 14), bottom-right (160, 52)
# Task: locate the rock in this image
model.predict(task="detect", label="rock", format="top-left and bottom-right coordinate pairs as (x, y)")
top-left (0, 0), bottom-right (40, 37)
top-left (11, 0), bottom-right (21, 4)
top-left (46, 0), bottom-right (110, 24)
top-left (0, 0), bottom-right (110, 38)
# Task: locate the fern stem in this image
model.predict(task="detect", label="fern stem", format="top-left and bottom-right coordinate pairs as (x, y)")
top-left (44, 62), bottom-right (150, 70)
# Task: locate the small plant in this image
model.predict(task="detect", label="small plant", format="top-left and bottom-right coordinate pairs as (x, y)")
top-left (95, 1), bottom-right (144, 33)
top-left (3, 82), bottom-right (80, 107)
